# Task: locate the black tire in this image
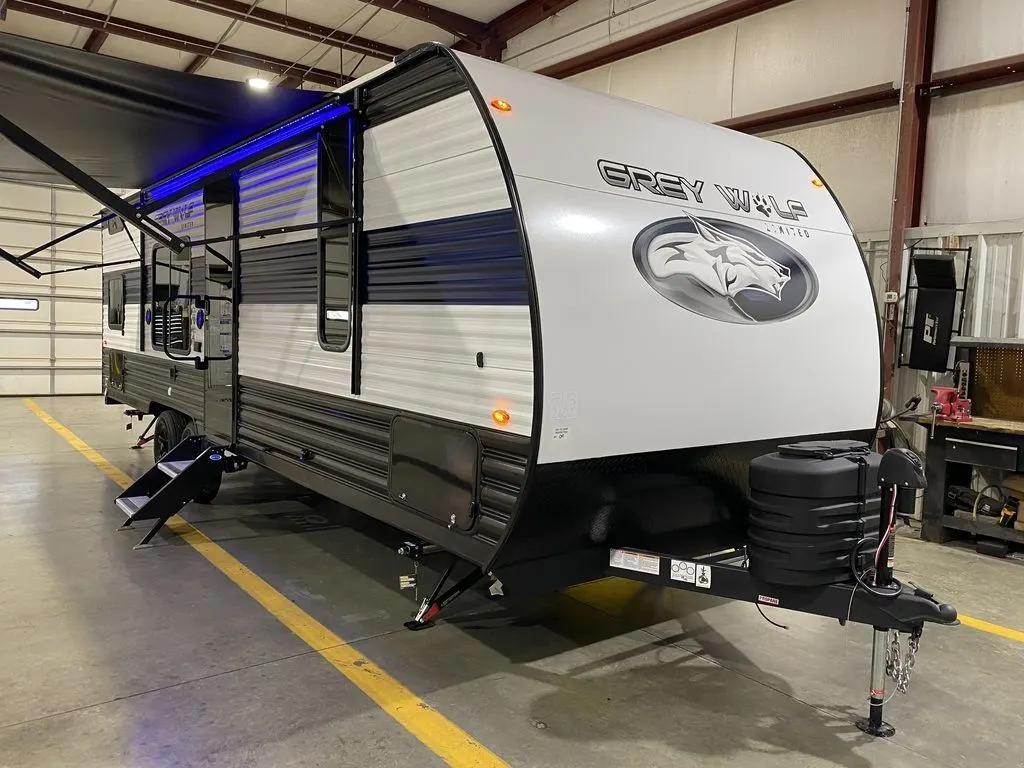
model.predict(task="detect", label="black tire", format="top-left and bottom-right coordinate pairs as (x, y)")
top-left (152, 410), bottom-right (190, 463)
top-left (181, 420), bottom-right (222, 505)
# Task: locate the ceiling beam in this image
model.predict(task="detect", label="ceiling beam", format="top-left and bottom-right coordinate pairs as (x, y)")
top-left (82, 28), bottom-right (108, 53)
top-left (277, 74), bottom-right (303, 88)
top-left (183, 54), bottom-right (206, 73)
top-left (883, 0), bottom-right (936, 402)
top-left (487, 0), bottom-right (577, 43)
top-left (7, 0), bottom-right (348, 86)
top-left (164, 0), bottom-right (401, 60)
top-left (718, 83), bottom-right (900, 134)
top-left (927, 51), bottom-right (1024, 97)
top-left (454, 0), bottom-right (576, 58)
top-left (539, 0), bottom-right (796, 79)
top-left (363, 0), bottom-right (487, 42)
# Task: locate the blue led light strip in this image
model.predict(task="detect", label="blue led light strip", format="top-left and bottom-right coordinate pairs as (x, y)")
top-left (146, 101), bottom-right (352, 205)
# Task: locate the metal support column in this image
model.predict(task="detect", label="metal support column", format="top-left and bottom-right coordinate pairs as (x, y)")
top-left (882, 0), bottom-right (936, 400)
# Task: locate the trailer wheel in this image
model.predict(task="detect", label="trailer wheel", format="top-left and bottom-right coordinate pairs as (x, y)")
top-left (181, 420), bottom-right (222, 505)
top-left (152, 410), bottom-right (190, 463)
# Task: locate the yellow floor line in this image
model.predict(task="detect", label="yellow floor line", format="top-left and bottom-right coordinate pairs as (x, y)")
top-left (23, 398), bottom-right (508, 768)
top-left (958, 614), bottom-right (1024, 644)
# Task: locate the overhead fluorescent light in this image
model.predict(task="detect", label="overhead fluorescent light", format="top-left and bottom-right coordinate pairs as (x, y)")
top-left (247, 77), bottom-right (271, 91)
top-left (0, 297), bottom-right (39, 311)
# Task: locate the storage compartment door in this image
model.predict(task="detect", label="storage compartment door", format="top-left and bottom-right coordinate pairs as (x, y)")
top-left (389, 416), bottom-right (480, 531)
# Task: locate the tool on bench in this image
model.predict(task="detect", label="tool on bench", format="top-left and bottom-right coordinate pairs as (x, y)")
top-left (929, 386), bottom-right (972, 437)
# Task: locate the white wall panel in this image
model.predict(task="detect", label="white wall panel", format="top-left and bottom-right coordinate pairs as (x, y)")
top-left (0, 181), bottom-right (102, 395)
top-left (732, 0), bottom-right (903, 114)
top-left (921, 82), bottom-right (1024, 226)
top-left (766, 108), bottom-right (899, 234)
top-left (509, 0), bottom-right (903, 118)
top-left (934, 0), bottom-right (1024, 72)
top-left (604, 23), bottom-right (737, 123)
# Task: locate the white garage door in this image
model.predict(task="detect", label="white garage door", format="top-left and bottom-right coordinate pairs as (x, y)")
top-left (0, 180), bottom-right (103, 396)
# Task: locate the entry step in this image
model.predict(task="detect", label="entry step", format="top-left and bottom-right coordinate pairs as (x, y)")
top-left (158, 460), bottom-right (195, 479)
top-left (115, 496), bottom-right (150, 517)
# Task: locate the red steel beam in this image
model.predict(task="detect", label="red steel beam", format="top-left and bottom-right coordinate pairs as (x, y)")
top-left (164, 0), bottom-right (401, 60)
top-left (538, 0), bottom-right (796, 80)
top-left (364, 0), bottom-right (487, 42)
top-left (82, 28), bottom-right (108, 53)
top-left (488, 0), bottom-right (578, 43)
top-left (927, 51), bottom-right (1024, 97)
top-left (183, 54), bottom-right (207, 73)
top-left (883, 0), bottom-right (936, 401)
top-left (455, 0), bottom-right (577, 58)
top-left (718, 83), bottom-right (900, 134)
top-left (7, 0), bottom-right (348, 86)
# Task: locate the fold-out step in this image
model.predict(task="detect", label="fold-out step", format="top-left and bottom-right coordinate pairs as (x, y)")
top-left (115, 496), bottom-right (149, 517)
top-left (158, 460), bottom-right (195, 479)
top-left (114, 435), bottom-right (243, 548)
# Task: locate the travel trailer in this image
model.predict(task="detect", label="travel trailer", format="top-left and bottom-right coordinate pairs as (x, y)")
top-left (1, 36), bottom-right (957, 732)
top-left (93, 42), bottom-right (889, 579)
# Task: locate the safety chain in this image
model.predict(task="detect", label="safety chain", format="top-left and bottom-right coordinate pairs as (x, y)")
top-left (885, 627), bottom-right (922, 694)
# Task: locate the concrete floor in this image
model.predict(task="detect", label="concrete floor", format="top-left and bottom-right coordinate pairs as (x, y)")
top-left (1, 396), bottom-right (1023, 768)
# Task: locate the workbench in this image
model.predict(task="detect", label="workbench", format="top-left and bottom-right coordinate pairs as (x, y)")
top-left (915, 414), bottom-right (1024, 545)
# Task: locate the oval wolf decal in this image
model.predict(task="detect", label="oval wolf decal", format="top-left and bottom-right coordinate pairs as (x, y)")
top-left (632, 213), bottom-right (818, 324)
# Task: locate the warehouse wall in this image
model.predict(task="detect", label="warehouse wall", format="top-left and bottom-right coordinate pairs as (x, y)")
top-left (505, 0), bottom-right (905, 235)
top-left (0, 181), bottom-right (103, 396)
top-left (919, 0), bottom-right (1024, 227)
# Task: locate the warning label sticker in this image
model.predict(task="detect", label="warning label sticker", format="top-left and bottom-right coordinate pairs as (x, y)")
top-left (695, 564), bottom-right (712, 589)
top-left (609, 549), bottom-right (660, 576)
top-left (670, 560), bottom-right (696, 584)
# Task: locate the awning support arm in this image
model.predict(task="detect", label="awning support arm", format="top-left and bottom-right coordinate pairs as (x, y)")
top-left (16, 212), bottom-right (115, 263)
top-left (0, 246), bottom-right (41, 279)
top-left (0, 113), bottom-right (186, 254)
top-left (37, 256), bottom-right (138, 277)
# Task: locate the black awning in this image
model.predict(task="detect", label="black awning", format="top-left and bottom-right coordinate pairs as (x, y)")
top-left (0, 30), bottom-right (329, 189)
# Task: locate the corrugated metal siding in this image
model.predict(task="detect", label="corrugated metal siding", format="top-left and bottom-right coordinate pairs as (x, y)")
top-left (362, 91), bottom-right (509, 231)
top-left (103, 348), bottom-right (204, 423)
top-left (360, 304), bottom-right (534, 435)
top-left (102, 303), bottom-right (140, 352)
top-left (237, 302), bottom-right (534, 435)
top-left (363, 55), bottom-right (468, 127)
top-left (365, 210), bottom-right (527, 305)
top-left (238, 140), bottom-right (319, 247)
top-left (123, 268), bottom-right (142, 303)
top-left (102, 223), bottom-right (141, 266)
top-left (239, 240), bottom-right (319, 304)
top-left (236, 375), bottom-right (527, 547)
top-left (238, 303), bottom-right (352, 394)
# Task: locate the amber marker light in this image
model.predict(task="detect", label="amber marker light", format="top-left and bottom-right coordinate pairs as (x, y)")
top-left (811, 178), bottom-right (825, 188)
top-left (492, 409), bottom-right (511, 426)
top-left (490, 98), bottom-right (512, 113)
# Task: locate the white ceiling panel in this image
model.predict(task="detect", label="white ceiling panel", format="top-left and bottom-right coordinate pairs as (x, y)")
top-left (99, 35), bottom-right (195, 70)
top-left (113, 0), bottom-right (235, 40)
top-left (428, 0), bottom-right (525, 23)
top-left (358, 13), bottom-right (457, 49)
top-left (0, 13), bottom-right (81, 47)
top-left (191, 56), bottom-right (261, 81)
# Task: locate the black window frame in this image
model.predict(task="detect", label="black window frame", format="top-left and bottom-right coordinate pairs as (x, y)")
top-left (105, 272), bottom-right (126, 332)
top-left (317, 115), bottom-right (357, 354)
top-left (150, 241), bottom-right (192, 354)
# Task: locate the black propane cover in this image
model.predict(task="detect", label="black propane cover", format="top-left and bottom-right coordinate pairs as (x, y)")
top-left (747, 440), bottom-right (882, 587)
